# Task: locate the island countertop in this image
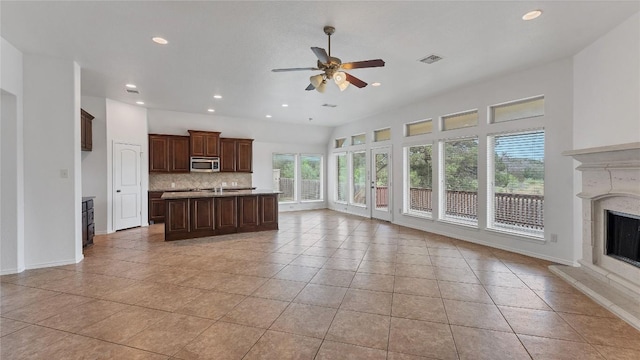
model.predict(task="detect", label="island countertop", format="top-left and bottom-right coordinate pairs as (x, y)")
top-left (160, 189), bottom-right (280, 199)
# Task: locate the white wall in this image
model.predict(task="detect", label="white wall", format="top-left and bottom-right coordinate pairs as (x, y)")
top-left (106, 99), bottom-right (149, 232)
top-left (81, 96), bottom-right (108, 234)
top-left (148, 109), bottom-right (332, 211)
top-left (0, 38), bottom-right (25, 274)
top-left (23, 54), bottom-right (82, 268)
top-left (328, 58), bottom-right (576, 265)
top-left (573, 12), bottom-right (640, 150)
top-left (571, 12), bottom-right (640, 264)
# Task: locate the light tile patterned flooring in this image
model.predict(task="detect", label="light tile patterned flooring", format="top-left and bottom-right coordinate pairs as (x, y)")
top-left (2, 210), bottom-right (640, 359)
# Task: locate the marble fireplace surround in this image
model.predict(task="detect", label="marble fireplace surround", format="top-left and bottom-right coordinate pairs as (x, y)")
top-left (557, 142), bottom-right (640, 328)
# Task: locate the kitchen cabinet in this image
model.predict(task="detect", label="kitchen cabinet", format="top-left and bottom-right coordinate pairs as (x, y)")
top-left (165, 198), bottom-right (190, 240)
top-left (148, 191), bottom-right (165, 224)
top-left (82, 198), bottom-right (95, 247)
top-left (220, 137), bottom-right (253, 173)
top-left (259, 194), bottom-right (279, 230)
top-left (149, 135), bottom-right (190, 173)
top-left (80, 109), bottom-right (94, 152)
top-left (237, 195), bottom-right (259, 232)
top-left (190, 197), bottom-right (215, 233)
top-left (215, 197), bottom-right (237, 235)
top-left (188, 130), bottom-right (220, 157)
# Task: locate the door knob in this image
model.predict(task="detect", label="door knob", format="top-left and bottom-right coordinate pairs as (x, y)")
top-left (116, 190), bottom-right (121, 193)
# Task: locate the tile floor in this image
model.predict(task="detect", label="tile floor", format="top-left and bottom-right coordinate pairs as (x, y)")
top-left (2, 210), bottom-right (640, 359)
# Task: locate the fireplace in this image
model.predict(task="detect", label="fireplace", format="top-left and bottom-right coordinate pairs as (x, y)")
top-left (606, 210), bottom-right (640, 268)
top-left (564, 142), bottom-right (640, 295)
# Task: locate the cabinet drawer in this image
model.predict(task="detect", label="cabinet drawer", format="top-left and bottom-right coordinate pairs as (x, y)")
top-left (87, 208), bottom-right (94, 224)
top-left (85, 199), bottom-right (94, 210)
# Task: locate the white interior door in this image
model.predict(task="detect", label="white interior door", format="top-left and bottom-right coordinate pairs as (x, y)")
top-left (114, 143), bottom-right (141, 230)
top-left (371, 147), bottom-right (392, 221)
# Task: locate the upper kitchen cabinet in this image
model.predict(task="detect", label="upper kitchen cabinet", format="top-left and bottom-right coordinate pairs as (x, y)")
top-left (188, 130), bottom-right (220, 157)
top-left (220, 138), bottom-right (253, 173)
top-left (80, 109), bottom-right (94, 151)
top-left (149, 134), bottom-right (190, 173)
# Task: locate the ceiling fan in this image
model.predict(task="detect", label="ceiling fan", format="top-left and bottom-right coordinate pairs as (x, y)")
top-left (272, 26), bottom-right (385, 93)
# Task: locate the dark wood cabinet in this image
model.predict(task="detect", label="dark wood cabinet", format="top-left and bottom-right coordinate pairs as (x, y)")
top-left (236, 139), bottom-right (253, 172)
top-left (188, 130), bottom-right (220, 157)
top-left (215, 197), bottom-right (237, 235)
top-left (81, 109), bottom-right (94, 152)
top-left (190, 198), bottom-right (214, 232)
top-left (82, 198), bottom-right (95, 247)
top-left (259, 194), bottom-right (279, 230)
top-left (237, 195), bottom-right (260, 232)
top-left (165, 199), bottom-right (189, 240)
top-left (220, 138), bottom-right (253, 173)
top-left (149, 135), bottom-right (190, 173)
top-left (148, 191), bottom-right (165, 224)
top-left (169, 136), bottom-right (190, 173)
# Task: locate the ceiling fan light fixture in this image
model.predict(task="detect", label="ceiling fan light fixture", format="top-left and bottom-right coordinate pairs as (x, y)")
top-left (310, 74), bottom-right (324, 88)
top-left (333, 71), bottom-right (347, 84)
top-left (316, 80), bottom-right (327, 93)
top-left (337, 80), bottom-right (350, 92)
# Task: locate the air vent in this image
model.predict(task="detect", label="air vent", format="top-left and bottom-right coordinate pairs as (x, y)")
top-left (322, 103), bottom-right (337, 108)
top-left (419, 54), bottom-right (443, 64)
top-left (126, 89), bottom-right (140, 94)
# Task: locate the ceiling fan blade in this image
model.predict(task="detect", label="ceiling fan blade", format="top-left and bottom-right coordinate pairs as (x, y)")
top-left (311, 47), bottom-right (329, 63)
top-left (345, 72), bottom-right (368, 88)
top-left (305, 84), bottom-right (315, 91)
top-left (272, 67), bottom-right (318, 72)
top-left (341, 59), bottom-right (385, 70)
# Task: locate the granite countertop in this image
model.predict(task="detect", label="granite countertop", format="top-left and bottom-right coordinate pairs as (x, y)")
top-left (161, 189), bottom-right (280, 199)
top-left (151, 187), bottom-right (256, 192)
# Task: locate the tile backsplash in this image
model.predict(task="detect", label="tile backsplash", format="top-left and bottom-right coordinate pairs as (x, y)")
top-left (149, 173), bottom-right (252, 190)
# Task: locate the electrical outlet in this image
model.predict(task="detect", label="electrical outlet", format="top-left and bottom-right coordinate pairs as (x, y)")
top-left (171, 182), bottom-right (175, 188)
top-left (550, 234), bottom-right (558, 243)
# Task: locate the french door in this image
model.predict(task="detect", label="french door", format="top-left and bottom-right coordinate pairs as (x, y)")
top-left (371, 147), bottom-right (392, 221)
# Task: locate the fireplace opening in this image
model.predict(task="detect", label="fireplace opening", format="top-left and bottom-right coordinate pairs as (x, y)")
top-left (606, 210), bottom-right (640, 268)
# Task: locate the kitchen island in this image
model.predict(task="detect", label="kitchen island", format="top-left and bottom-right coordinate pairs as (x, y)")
top-left (161, 189), bottom-right (279, 241)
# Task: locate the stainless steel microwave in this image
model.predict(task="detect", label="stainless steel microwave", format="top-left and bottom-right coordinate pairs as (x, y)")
top-left (190, 157), bottom-right (220, 172)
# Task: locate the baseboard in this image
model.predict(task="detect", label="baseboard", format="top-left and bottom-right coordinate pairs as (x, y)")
top-left (26, 258), bottom-right (81, 270)
top-left (1, 267), bottom-right (25, 275)
top-left (95, 230), bottom-right (108, 235)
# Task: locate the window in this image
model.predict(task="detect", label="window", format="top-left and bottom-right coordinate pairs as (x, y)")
top-left (442, 110), bottom-right (478, 131)
top-left (335, 138), bottom-right (346, 148)
top-left (489, 130), bottom-right (544, 235)
top-left (374, 128), bottom-right (391, 142)
top-left (442, 138), bottom-right (478, 224)
top-left (336, 153), bottom-right (347, 202)
top-left (273, 154), bottom-right (296, 202)
top-left (352, 134), bottom-right (366, 145)
top-left (406, 119), bottom-right (433, 136)
top-left (301, 155), bottom-right (322, 201)
top-left (351, 151), bottom-right (366, 206)
top-left (406, 144), bottom-right (433, 216)
top-left (491, 96), bottom-right (544, 123)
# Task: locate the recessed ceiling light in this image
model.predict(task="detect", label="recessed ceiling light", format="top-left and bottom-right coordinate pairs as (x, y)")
top-left (136, 101), bottom-right (145, 105)
top-left (265, 115), bottom-right (272, 118)
top-left (213, 95), bottom-right (222, 99)
top-left (522, 10), bottom-right (542, 21)
top-left (371, 82), bottom-right (381, 87)
top-left (282, 104), bottom-right (289, 107)
top-left (125, 83), bottom-right (137, 89)
top-left (207, 108), bottom-right (215, 113)
top-left (152, 37), bottom-right (168, 45)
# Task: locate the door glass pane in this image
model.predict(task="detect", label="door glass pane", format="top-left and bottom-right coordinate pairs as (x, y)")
top-left (273, 154), bottom-right (295, 202)
top-left (301, 155), bottom-right (322, 201)
top-left (336, 154), bottom-right (347, 202)
top-left (351, 152), bottom-right (366, 206)
top-left (375, 152), bottom-right (389, 210)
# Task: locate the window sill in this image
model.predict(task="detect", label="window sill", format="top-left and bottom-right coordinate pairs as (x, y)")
top-left (486, 227), bottom-right (545, 243)
top-left (301, 200), bottom-right (324, 203)
top-left (402, 211), bottom-right (433, 220)
top-left (438, 217), bottom-right (479, 230)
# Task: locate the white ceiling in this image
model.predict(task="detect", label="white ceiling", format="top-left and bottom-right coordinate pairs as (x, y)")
top-left (2, 1), bottom-right (638, 127)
